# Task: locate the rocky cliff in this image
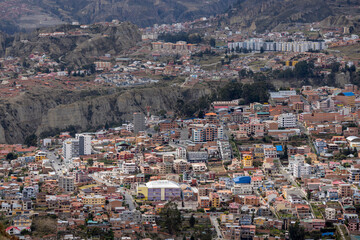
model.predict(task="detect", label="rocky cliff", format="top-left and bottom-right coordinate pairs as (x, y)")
top-left (0, 0), bottom-right (238, 33)
top-left (219, 0), bottom-right (360, 32)
top-left (4, 22), bottom-right (141, 66)
top-left (0, 86), bottom-right (209, 144)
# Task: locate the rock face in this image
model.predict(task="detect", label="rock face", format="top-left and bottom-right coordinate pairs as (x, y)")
top-left (0, 0), bottom-right (238, 32)
top-left (220, 0), bottom-right (359, 32)
top-left (4, 22), bottom-right (141, 66)
top-left (0, 86), bottom-right (209, 144)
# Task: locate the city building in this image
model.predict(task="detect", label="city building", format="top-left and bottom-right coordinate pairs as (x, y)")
top-left (133, 112), bottom-right (146, 133)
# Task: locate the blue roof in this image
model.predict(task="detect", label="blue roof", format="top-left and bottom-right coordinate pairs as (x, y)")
top-left (343, 92), bottom-right (355, 96)
top-left (276, 145), bottom-right (283, 151)
top-left (322, 232), bottom-right (334, 236)
top-left (233, 176), bottom-right (251, 184)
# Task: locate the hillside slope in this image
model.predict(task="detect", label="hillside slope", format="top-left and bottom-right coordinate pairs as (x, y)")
top-left (4, 22), bottom-right (141, 66)
top-left (0, 0), bottom-right (237, 33)
top-left (219, 0), bottom-right (360, 32)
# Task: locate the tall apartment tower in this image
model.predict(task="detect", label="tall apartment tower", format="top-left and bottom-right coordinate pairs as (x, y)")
top-left (133, 112), bottom-right (145, 133)
top-left (76, 134), bottom-right (92, 155)
top-left (62, 139), bottom-right (79, 162)
top-left (63, 134), bottom-right (91, 162)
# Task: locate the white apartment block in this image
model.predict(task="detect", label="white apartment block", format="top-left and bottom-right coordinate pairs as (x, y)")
top-left (325, 208), bottom-right (336, 220)
top-left (231, 184), bottom-right (253, 195)
top-left (263, 145), bottom-right (277, 158)
top-left (122, 162), bottom-right (137, 174)
top-left (228, 39), bottom-right (327, 53)
top-left (76, 134), bottom-right (92, 155)
top-left (176, 147), bottom-right (187, 159)
top-left (278, 113), bottom-right (297, 128)
top-left (292, 162), bottom-right (312, 178)
top-left (62, 139), bottom-right (79, 162)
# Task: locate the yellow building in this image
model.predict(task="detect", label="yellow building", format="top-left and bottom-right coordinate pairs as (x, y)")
top-left (253, 217), bottom-right (266, 226)
top-left (253, 144), bottom-right (265, 159)
top-left (209, 192), bottom-right (220, 208)
top-left (82, 194), bottom-right (106, 205)
top-left (137, 184), bottom-right (148, 200)
top-left (242, 154), bottom-right (253, 168)
top-left (35, 152), bottom-right (47, 161)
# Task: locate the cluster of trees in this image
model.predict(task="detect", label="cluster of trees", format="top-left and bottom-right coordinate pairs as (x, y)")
top-left (226, 46), bottom-right (253, 54)
top-left (217, 80), bottom-right (275, 104)
top-left (158, 32), bottom-right (203, 44)
top-left (156, 202), bottom-right (182, 234)
top-left (175, 80), bottom-right (275, 117)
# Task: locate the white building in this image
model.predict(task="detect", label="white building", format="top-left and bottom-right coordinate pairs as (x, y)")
top-left (62, 139), bottom-right (79, 162)
top-left (325, 208), bottom-right (336, 220)
top-left (292, 161), bottom-right (312, 178)
top-left (122, 162), bottom-right (137, 174)
top-left (278, 113), bottom-right (297, 128)
top-left (231, 184), bottom-right (253, 195)
top-left (176, 147), bottom-right (187, 159)
top-left (263, 145), bottom-right (277, 158)
top-left (76, 134), bottom-right (92, 155)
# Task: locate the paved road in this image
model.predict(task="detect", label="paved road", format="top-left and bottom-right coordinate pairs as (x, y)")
top-left (335, 224), bottom-right (346, 240)
top-left (45, 150), bottom-right (64, 175)
top-left (210, 215), bottom-right (223, 239)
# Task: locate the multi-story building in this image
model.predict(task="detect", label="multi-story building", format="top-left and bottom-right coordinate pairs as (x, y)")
top-left (242, 154), bottom-right (253, 168)
top-left (22, 186), bottom-right (39, 199)
top-left (350, 166), bottom-right (360, 183)
top-left (263, 146), bottom-right (277, 158)
top-left (278, 113), bottom-right (297, 128)
top-left (122, 162), bottom-right (137, 174)
top-left (187, 151), bottom-right (208, 163)
top-left (173, 159), bottom-right (189, 173)
top-left (198, 196), bottom-right (211, 208)
top-left (59, 176), bottom-right (75, 192)
top-left (325, 208), bottom-right (336, 220)
top-left (209, 192), bottom-right (220, 208)
top-left (62, 139), bottom-right (79, 162)
top-left (191, 124), bottom-right (224, 142)
top-left (35, 152), bottom-right (47, 161)
top-left (292, 162), bottom-right (312, 178)
top-left (339, 184), bottom-right (353, 198)
top-left (137, 180), bottom-right (181, 201)
top-left (75, 134), bottom-right (92, 155)
top-left (176, 147), bottom-right (187, 159)
top-left (133, 112), bottom-right (145, 133)
top-left (82, 194), bottom-right (106, 205)
top-left (157, 162), bottom-right (173, 175)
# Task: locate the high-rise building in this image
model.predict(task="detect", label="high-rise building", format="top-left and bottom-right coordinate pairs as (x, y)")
top-left (63, 134), bottom-right (92, 162)
top-left (62, 139), bottom-right (79, 162)
top-left (76, 134), bottom-right (92, 155)
top-left (133, 112), bottom-right (145, 133)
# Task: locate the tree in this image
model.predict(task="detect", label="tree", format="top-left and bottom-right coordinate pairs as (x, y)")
top-left (24, 134), bottom-right (38, 147)
top-left (157, 202), bottom-right (182, 234)
top-left (87, 159), bottom-right (94, 166)
top-left (189, 214), bottom-right (196, 228)
top-left (294, 61), bottom-right (310, 78)
top-left (306, 189), bottom-right (312, 200)
top-left (331, 62), bottom-right (341, 73)
top-left (289, 221), bottom-right (305, 240)
top-left (6, 152), bottom-right (17, 160)
top-left (210, 38), bottom-right (216, 48)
